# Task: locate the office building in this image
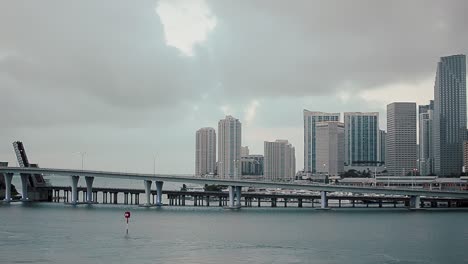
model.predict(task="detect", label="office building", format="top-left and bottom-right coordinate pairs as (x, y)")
top-left (303, 110), bottom-right (340, 173)
top-left (315, 122), bottom-right (345, 176)
top-left (344, 112), bottom-right (379, 166)
top-left (377, 130), bottom-right (386, 165)
top-left (241, 155), bottom-right (264, 176)
top-left (264, 140), bottom-right (296, 180)
top-left (434, 54), bottom-right (467, 176)
top-left (463, 141), bottom-right (468, 173)
top-left (386, 102), bottom-right (417, 176)
top-left (195, 127), bottom-right (216, 177)
top-left (218, 116), bottom-right (242, 179)
top-left (419, 101), bottom-right (434, 175)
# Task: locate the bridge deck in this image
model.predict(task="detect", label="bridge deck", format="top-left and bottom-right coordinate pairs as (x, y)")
top-left (2, 167), bottom-right (468, 198)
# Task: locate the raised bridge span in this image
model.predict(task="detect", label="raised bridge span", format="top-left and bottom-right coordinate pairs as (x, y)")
top-left (2, 167), bottom-right (468, 209)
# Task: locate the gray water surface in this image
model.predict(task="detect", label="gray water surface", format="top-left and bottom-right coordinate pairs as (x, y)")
top-left (1, 203), bottom-right (467, 264)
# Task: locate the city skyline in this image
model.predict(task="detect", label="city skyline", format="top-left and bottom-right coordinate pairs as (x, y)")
top-left (0, 1), bottom-right (467, 174)
top-left (1, 2), bottom-right (468, 264)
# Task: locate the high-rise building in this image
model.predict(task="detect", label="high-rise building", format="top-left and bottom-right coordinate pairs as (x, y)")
top-left (386, 102), bottom-right (417, 176)
top-left (195, 127), bottom-right (216, 177)
top-left (377, 130), bottom-right (386, 165)
top-left (434, 54), bottom-right (467, 176)
top-left (303, 110), bottom-right (340, 173)
top-left (240, 146), bottom-right (262, 177)
top-left (463, 141), bottom-right (468, 173)
top-left (264, 140), bottom-right (296, 181)
top-left (315, 122), bottom-right (345, 176)
top-left (218, 116), bottom-right (242, 179)
top-left (241, 155), bottom-right (264, 176)
top-left (344, 112), bottom-right (379, 166)
top-left (419, 101), bottom-right (434, 175)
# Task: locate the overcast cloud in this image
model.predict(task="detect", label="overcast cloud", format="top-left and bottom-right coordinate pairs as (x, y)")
top-left (1, 0), bottom-right (467, 173)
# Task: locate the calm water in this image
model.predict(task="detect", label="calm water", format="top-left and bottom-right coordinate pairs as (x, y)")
top-left (1, 203), bottom-right (467, 264)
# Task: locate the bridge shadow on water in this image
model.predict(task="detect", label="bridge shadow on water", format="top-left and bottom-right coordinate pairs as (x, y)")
top-left (3, 202), bottom-right (468, 216)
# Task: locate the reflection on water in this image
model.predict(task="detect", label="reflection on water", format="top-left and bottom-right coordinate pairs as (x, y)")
top-left (0, 203), bottom-right (468, 264)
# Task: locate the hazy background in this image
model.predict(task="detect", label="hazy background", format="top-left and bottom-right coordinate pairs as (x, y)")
top-left (1, 0), bottom-right (467, 173)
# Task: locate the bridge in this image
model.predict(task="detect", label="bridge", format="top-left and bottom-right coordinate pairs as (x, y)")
top-left (2, 167), bottom-right (468, 209)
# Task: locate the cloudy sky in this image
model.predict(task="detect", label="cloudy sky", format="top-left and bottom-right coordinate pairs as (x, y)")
top-left (1, 0), bottom-right (467, 174)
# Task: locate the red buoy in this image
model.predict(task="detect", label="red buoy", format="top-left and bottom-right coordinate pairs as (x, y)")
top-left (124, 211), bottom-right (131, 219)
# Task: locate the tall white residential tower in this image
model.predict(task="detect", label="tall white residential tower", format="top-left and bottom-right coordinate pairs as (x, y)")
top-left (303, 110), bottom-right (340, 173)
top-left (218, 116), bottom-right (242, 179)
top-left (264, 140), bottom-right (296, 181)
top-left (195, 127), bottom-right (216, 177)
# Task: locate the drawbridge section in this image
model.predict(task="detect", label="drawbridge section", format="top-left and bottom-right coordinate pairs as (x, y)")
top-left (12, 141), bottom-right (49, 200)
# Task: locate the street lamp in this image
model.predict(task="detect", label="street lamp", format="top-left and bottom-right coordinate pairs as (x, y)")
top-left (153, 155), bottom-right (156, 176)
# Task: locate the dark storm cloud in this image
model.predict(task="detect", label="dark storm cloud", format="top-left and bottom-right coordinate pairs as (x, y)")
top-left (0, 0), bottom-right (211, 113)
top-left (1, 0), bottom-right (467, 112)
top-left (0, 0), bottom-right (467, 172)
top-left (206, 0), bottom-right (468, 97)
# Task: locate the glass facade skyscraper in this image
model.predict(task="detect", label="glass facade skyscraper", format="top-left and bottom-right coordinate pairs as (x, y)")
top-left (344, 112), bottom-right (379, 166)
top-left (418, 101), bottom-right (434, 175)
top-left (434, 55), bottom-right (467, 176)
top-left (378, 130), bottom-right (386, 165)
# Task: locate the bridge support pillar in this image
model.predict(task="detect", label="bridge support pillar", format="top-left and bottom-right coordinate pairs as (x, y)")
top-left (228, 186), bottom-right (235, 208)
top-left (155, 181), bottom-right (163, 206)
top-left (85, 176), bottom-right (94, 203)
top-left (410, 195), bottom-right (421, 209)
top-left (235, 186), bottom-right (242, 208)
top-left (71, 176), bottom-right (79, 204)
top-left (20, 174), bottom-right (29, 201)
top-left (144, 180), bottom-right (152, 206)
top-left (3, 173), bottom-right (13, 202)
top-left (320, 191), bottom-right (328, 209)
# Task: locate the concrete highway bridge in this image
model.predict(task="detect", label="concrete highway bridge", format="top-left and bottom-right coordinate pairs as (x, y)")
top-left (2, 167), bottom-right (468, 209)
top-left (41, 186), bottom-right (467, 209)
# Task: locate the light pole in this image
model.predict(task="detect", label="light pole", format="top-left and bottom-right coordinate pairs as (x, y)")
top-left (76, 152), bottom-right (86, 171)
top-left (153, 155), bottom-right (156, 176)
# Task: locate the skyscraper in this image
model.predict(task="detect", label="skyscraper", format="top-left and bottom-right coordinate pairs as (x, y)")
top-left (218, 116), bottom-right (242, 179)
top-left (463, 141), bottom-right (468, 173)
top-left (344, 112), bottom-right (379, 166)
top-left (386, 102), bottom-right (417, 176)
top-left (303, 110), bottom-right (340, 173)
top-left (434, 54), bottom-right (467, 176)
top-left (195, 127), bottom-right (216, 177)
top-left (315, 122), bottom-right (345, 176)
top-left (377, 130), bottom-right (386, 165)
top-left (264, 140), bottom-right (296, 181)
top-left (241, 155), bottom-right (264, 176)
top-left (418, 101), bottom-right (434, 175)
